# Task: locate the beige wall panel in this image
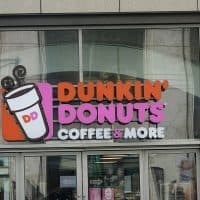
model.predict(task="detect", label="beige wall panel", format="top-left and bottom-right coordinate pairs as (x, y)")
top-left (120, 0), bottom-right (197, 12)
top-left (0, 0), bottom-right (40, 14)
top-left (42, 0), bottom-right (119, 13)
top-left (198, 0), bottom-right (200, 10)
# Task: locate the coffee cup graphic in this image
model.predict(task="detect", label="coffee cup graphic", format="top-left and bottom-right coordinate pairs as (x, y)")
top-left (4, 84), bottom-right (48, 140)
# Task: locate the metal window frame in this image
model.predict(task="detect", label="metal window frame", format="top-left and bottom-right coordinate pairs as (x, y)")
top-left (0, 12), bottom-right (200, 28)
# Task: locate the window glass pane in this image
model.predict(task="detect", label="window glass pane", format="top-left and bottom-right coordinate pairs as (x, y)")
top-left (25, 157), bottom-right (45, 200)
top-left (1, 28), bottom-right (200, 141)
top-left (0, 157), bottom-right (15, 200)
top-left (149, 153), bottom-right (197, 200)
top-left (145, 28), bottom-right (200, 139)
top-left (0, 30), bottom-right (79, 84)
top-left (82, 28), bottom-right (200, 139)
top-left (0, 30), bottom-right (79, 143)
top-left (45, 30), bottom-right (79, 84)
top-left (83, 29), bottom-right (144, 82)
top-left (0, 31), bottom-right (45, 144)
top-left (25, 155), bottom-right (77, 200)
top-left (0, 31), bottom-right (44, 83)
top-left (88, 154), bottom-right (140, 200)
top-left (46, 156), bottom-right (77, 200)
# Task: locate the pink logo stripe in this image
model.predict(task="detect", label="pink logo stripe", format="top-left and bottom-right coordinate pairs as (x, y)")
top-left (36, 83), bottom-right (53, 140)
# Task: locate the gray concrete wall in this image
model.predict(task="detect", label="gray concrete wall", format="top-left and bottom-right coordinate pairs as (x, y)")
top-left (0, 0), bottom-right (198, 14)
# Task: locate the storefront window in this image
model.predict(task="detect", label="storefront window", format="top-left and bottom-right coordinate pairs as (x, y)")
top-left (45, 30), bottom-right (79, 84)
top-left (46, 156), bottom-right (77, 200)
top-left (82, 28), bottom-right (200, 140)
top-left (149, 152), bottom-right (197, 200)
top-left (83, 29), bottom-right (144, 82)
top-left (0, 31), bottom-right (44, 83)
top-left (25, 157), bottom-right (45, 200)
top-left (24, 155), bottom-right (77, 200)
top-left (0, 28), bottom-right (200, 140)
top-left (0, 157), bottom-right (16, 200)
top-left (0, 30), bottom-right (79, 84)
top-left (88, 154), bottom-right (140, 200)
top-left (145, 28), bottom-right (200, 139)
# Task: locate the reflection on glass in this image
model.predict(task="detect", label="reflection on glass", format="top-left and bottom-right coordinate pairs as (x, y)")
top-left (25, 156), bottom-right (77, 200)
top-left (88, 154), bottom-right (140, 200)
top-left (149, 153), bottom-right (197, 200)
top-left (0, 30), bottom-right (79, 84)
top-left (82, 28), bottom-right (200, 139)
top-left (0, 157), bottom-right (15, 200)
top-left (25, 157), bottom-right (45, 200)
top-left (1, 29), bottom-right (200, 140)
top-left (0, 31), bottom-right (45, 83)
top-left (45, 30), bottom-right (79, 84)
top-left (83, 29), bottom-right (144, 82)
top-left (46, 156), bottom-right (77, 200)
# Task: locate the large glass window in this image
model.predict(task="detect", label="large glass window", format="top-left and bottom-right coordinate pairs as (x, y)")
top-left (0, 157), bottom-right (16, 200)
top-left (83, 29), bottom-right (144, 82)
top-left (46, 156), bottom-right (77, 200)
top-left (0, 31), bottom-right (44, 83)
top-left (25, 157), bottom-right (45, 200)
top-left (0, 28), bottom-right (200, 140)
top-left (0, 30), bottom-right (79, 84)
top-left (24, 155), bottom-right (77, 200)
top-left (82, 28), bottom-right (200, 139)
top-left (88, 154), bottom-right (140, 200)
top-left (149, 152), bottom-right (197, 200)
top-left (45, 30), bottom-right (79, 84)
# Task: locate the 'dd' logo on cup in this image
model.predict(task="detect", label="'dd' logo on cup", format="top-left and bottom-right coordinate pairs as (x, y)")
top-left (1, 65), bottom-right (53, 141)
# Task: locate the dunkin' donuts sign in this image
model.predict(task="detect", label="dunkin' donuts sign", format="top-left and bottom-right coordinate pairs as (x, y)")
top-left (1, 66), bottom-right (168, 142)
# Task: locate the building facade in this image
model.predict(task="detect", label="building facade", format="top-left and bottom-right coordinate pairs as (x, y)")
top-left (0, 1), bottom-right (199, 200)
